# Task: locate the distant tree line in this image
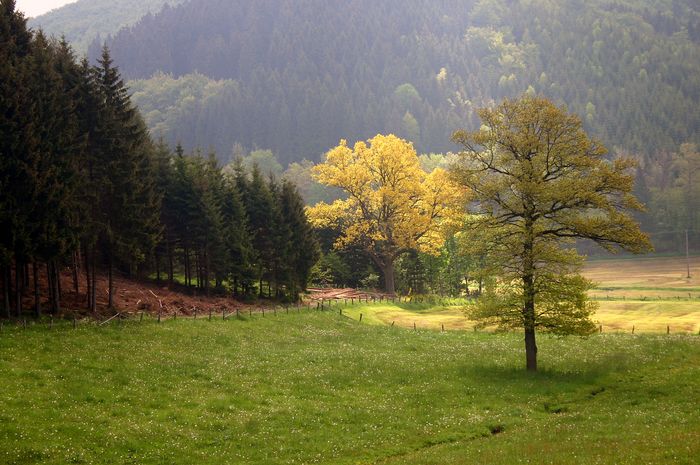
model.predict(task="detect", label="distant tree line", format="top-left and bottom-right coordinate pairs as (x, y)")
top-left (93, 0), bottom-right (700, 165)
top-left (0, 1), bottom-right (318, 318)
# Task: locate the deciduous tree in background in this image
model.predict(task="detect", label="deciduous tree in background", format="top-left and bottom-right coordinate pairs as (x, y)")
top-left (307, 134), bottom-right (465, 294)
top-left (451, 96), bottom-right (652, 372)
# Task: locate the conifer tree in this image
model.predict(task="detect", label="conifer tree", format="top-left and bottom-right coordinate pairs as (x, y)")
top-left (278, 180), bottom-right (319, 299)
top-left (0, 0), bottom-right (33, 317)
top-left (92, 46), bottom-right (161, 307)
top-left (27, 32), bottom-right (81, 315)
top-left (238, 164), bottom-right (275, 297)
top-left (220, 172), bottom-right (252, 296)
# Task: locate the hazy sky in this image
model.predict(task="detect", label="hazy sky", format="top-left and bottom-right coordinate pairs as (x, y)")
top-left (15, 0), bottom-right (78, 18)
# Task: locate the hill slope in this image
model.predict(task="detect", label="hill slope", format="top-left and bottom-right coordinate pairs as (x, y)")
top-left (94, 0), bottom-right (700, 164)
top-left (29, 0), bottom-right (186, 53)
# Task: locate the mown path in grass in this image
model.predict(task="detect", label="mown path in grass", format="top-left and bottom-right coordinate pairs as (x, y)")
top-left (0, 312), bottom-right (698, 464)
top-left (583, 255), bottom-right (700, 333)
top-left (340, 255), bottom-right (700, 333)
top-left (341, 300), bottom-right (700, 334)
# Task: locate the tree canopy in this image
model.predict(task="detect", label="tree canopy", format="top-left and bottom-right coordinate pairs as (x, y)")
top-left (307, 134), bottom-right (465, 293)
top-left (451, 96), bottom-right (652, 371)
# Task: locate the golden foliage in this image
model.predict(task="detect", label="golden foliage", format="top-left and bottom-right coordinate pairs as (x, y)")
top-left (307, 134), bottom-right (467, 264)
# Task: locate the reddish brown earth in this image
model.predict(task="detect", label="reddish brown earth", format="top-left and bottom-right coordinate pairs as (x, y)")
top-left (15, 267), bottom-right (253, 319)
top-left (10, 267), bottom-right (386, 319)
top-left (306, 287), bottom-right (391, 301)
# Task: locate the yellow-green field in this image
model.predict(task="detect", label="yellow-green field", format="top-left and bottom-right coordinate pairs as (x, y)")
top-left (342, 255), bottom-right (700, 333)
top-left (584, 255), bottom-right (700, 333)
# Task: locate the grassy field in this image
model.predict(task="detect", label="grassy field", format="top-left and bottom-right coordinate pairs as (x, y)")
top-left (0, 312), bottom-right (698, 464)
top-left (584, 255), bottom-right (700, 333)
top-left (340, 256), bottom-right (700, 333)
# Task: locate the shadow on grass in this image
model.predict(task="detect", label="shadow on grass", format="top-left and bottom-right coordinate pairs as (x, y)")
top-left (465, 353), bottom-right (633, 387)
top-left (393, 302), bottom-right (468, 313)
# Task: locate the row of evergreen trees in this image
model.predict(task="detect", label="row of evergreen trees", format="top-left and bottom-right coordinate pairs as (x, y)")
top-left (154, 144), bottom-right (318, 300)
top-left (0, 1), bottom-right (318, 318)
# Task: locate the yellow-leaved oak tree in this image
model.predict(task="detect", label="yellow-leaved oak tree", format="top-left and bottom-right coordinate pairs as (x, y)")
top-left (451, 97), bottom-right (652, 372)
top-left (307, 134), bottom-right (466, 294)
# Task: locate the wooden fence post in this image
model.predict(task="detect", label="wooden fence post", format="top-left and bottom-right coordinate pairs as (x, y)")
top-left (359, 313), bottom-right (363, 322)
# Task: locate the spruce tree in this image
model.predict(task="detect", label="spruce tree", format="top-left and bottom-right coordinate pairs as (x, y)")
top-left (0, 0), bottom-right (33, 317)
top-left (278, 180), bottom-right (319, 299)
top-left (93, 46), bottom-right (161, 307)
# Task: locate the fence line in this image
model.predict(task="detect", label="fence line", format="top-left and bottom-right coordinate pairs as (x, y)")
top-left (0, 297), bottom-right (698, 336)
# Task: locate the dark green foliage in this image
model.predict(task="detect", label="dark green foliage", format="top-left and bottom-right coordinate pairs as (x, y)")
top-left (155, 147), bottom-right (316, 301)
top-left (277, 180), bottom-right (320, 297)
top-left (1, 1), bottom-right (318, 315)
top-left (98, 0), bottom-right (699, 165)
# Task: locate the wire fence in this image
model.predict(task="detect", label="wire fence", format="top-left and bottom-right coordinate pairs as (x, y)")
top-left (0, 296), bottom-right (697, 336)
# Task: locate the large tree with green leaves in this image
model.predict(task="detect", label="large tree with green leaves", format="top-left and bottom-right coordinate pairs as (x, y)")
top-left (451, 96), bottom-right (652, 371)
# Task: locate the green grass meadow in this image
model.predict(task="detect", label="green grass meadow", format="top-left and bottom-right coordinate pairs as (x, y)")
top-left (1, 310), bottom-right (698, 464)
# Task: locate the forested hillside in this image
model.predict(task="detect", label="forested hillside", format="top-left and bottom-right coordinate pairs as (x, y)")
top-left (91, 0), bottom-right (700, 165)
top-left (29, 0), bottom-right (186, 53)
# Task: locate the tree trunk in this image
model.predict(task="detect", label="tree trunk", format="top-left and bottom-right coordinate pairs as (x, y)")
top-left (90, 251), bottom-right (97, 313)
top-left (155, 250), bottom-right (161, 284)
top-left (47, 262), bottom-right (55, 314)
top-left (84, 246), bottom-right (91, 309)
top-left (167, 241), bottom-right (174, 289)
top-left (15, 259), bottom-right (22, 317)
top-left (523, 220), bottom-right (537, 372)
top-left (204, 251), bottom-right (210, 296)
top-left (23, 262), bottom-right (29, 290)
top-left (523, 275), bottom-right (538, 372)
top-left (72, 250), bottom-right (80, 294)
top-left (3, 264), bottom-right (10, 319)
top-left (108, 253), bottom-right (114, 309)
top-left (525, 327), bottom-right (538, 372)
top-left (33, 262), bottom-right (41, 318)
top-left (184, 247), bottom-right (190, 288)
top-left (54, 261), bottom-right (61, 312)
top-left (194, 251), bottom-right (199, 289)
top-left (382, 261), bottom-right (396, 295)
